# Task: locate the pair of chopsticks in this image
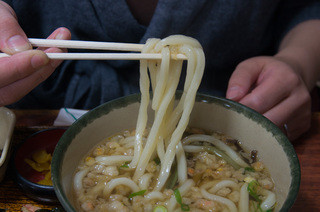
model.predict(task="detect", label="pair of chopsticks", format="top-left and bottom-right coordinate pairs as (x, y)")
top-left (0, 38), bottom-right (187, 60)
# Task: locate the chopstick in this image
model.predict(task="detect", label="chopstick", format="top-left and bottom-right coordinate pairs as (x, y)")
top-left (29, 38), bottom-right (144, 52)
top-left (0, 38), bottom-right (188, 60)
top-left (0, 52), bottom-right (187, 60)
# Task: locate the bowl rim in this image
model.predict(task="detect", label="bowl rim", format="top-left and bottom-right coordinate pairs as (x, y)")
top-left (52, 92), bottom-right (301, 212)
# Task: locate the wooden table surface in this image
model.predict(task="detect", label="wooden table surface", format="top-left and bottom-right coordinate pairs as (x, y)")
top-left (0, 110), bottom-right (319, 211)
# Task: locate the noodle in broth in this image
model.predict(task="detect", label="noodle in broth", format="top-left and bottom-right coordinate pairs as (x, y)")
top-left (73, 35), bottom-right (276, 211)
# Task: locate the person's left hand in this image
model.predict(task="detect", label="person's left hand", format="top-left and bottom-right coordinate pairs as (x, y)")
top-left (226, 56), bottom-right (312, 141)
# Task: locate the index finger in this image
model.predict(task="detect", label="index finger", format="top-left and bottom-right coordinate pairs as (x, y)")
top-left (226, 58), bottom-right (263, 101)
top-left (0, 1), bottom-right (32, 54)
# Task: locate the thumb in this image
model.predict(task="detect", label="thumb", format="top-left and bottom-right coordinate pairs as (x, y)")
top-left (0, 1), bottom-right (32, 54)
top-left (226, 58), bottom-right (264, 101)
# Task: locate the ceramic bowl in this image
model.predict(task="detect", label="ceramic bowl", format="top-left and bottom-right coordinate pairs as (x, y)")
top-left (13, 128), bottom-right (66, 203)
top-left (0, 107), bottom-right (16, 183)
top-left (52, 93), bottom-right (300, 212)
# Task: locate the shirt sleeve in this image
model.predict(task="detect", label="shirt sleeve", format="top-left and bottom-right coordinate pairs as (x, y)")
top-left (274, 0), bottom-right (320, 48)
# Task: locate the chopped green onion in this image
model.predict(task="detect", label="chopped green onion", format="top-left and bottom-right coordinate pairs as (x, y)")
top-left (253, 201), bottom-right (263, 212)
top-left (180, 204), bottom-right (190, 211)
top-left (166, 165), bottom-right (178, 189)
top-left (174, 189), bottom-right (182, 204)
top-left (154, 157), bottom-right (161, 165)
top-left (247, 180), bottom-right (261, 203)
top-left (120, 161), bottom-right (130, 168)
top-left (174, 189), bottom-right (190, 211)
top-left (245, 167), bottom-right (255, 172)
top-left (128, 190), bottom-right (146, 199)
top-left (153, 205), bottom-right (168, 212)
top-left (204, 146), bottom-right (242, 170)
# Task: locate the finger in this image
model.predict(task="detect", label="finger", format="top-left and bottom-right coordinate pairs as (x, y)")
top-left (226, 58), bottom-right (263, 101)
top-left (37, 27), bottom-right (71, 51)
top-left (0, 2), bottom-right (32, 54)
top-left (0, 1), bottom-right (17, 17)
top-left (0, 66), bottom-right (54, 106)
top-left (38, 27), bottom-right (71, 68)
top-left (239, 69), bottom-right (293, 114)
top-left (262, 89), bottom-right (311, 140)
top-left (0, 50), bottom-right (49, 88)
top-left (263, 96), bottom-right (304, 127)
top-left (264, 98), bottom-right (310, 141)
top-left (0, 53), bottom-right (58, 106)
top-left (44, 47), bottom-right (66, 70)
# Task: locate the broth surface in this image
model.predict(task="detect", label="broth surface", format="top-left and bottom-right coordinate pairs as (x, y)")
top-left (73, 128), bottom-right (275, 212)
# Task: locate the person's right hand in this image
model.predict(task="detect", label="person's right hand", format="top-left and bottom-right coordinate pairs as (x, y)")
top-left (0, 1), bottom-right (71, 106)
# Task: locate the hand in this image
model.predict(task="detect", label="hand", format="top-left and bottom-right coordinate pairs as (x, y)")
top-left (0, 1), bottom-right (71, 106)
top-left (226, 56), bottom-right (311, 141)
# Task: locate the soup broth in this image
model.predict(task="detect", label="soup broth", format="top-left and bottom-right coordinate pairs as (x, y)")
top-left (73, 128), bottom-right (276, 212)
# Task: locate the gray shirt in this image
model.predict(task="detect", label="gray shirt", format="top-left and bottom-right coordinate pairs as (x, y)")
top-left (6, 0), bottom-right (320, 109)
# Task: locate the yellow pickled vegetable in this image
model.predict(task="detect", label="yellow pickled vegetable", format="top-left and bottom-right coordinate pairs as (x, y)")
top-left (24, 149), bottom-right (53, 185)
top-left (32, 149), bottom-right (52, 163)
top-left (38, 170), bottom-right (53, 186)
top-left (24, 158), bottom-right (51, 172)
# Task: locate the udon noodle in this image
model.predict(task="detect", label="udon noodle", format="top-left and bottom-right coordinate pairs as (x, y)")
top-left (73, 35), bottom-right (276, 211)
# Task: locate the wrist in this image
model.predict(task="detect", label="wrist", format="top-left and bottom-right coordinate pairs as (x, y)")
top-left (274, 46), bottom-right (318, 91)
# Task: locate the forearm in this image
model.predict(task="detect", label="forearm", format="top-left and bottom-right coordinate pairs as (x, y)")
top-left (275, 19), bottom-right (320, 91)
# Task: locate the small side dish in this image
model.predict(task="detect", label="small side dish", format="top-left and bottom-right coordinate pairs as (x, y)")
top-left (13, 128), bottom-right (66, 203)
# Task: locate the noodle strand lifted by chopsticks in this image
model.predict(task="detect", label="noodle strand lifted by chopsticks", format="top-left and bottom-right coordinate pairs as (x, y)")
top-left (128, 39), bottom-right (158, 169)
top-left (131, 35), bottom-right (205, 191)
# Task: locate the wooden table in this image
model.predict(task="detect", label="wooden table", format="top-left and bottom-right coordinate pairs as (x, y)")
top-left (0, 110), bottom-right (319, 211)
